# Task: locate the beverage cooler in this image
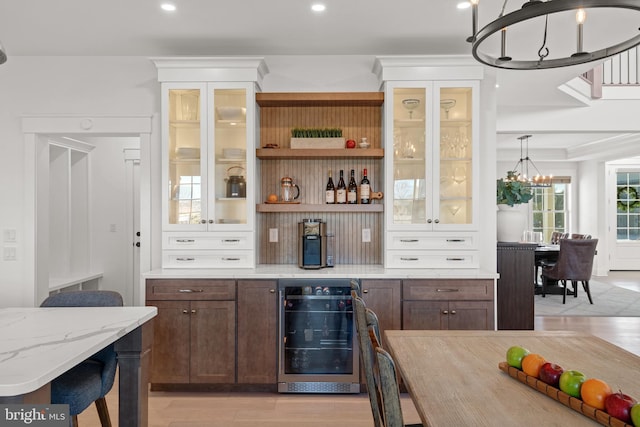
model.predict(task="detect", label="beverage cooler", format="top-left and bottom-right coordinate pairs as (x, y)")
top-left (278, 278), bottom-right (360, 393)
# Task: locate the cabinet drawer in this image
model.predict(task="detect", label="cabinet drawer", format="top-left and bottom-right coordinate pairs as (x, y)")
top-left (146, 279), bottom-right (236, 301)
top-left (403, 279), bottom-right (494, 301)
top-left (163, 232), bottom-right (254, 250)
top-left (385, 250), bottom-right (479, 269)
top-left (162, 250), bottom-right (255, 268)
top-left (386, 232), bottom-right (478, 250)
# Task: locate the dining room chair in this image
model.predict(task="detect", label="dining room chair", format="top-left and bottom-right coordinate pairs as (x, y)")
top-left (41, 290), bottom-right (123, 427)
top-left (353, 295), bottom-right (422, 427)
top-left (540, 238), bottom-right (598, 304)
top-left (375, 346), bottom-right (413, 427)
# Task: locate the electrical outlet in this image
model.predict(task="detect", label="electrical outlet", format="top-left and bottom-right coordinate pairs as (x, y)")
top-left (3, 229), bottom-right (16, 243)
top-left (3, 247), bottom-right (17, 261)
top-left (362, 228), bottom-right (371, 243)
top-left (269, 228), bottom-right (278, 243)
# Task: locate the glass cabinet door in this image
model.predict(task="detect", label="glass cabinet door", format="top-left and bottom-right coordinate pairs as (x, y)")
top-left (388, 82), bottom-right (477, 230)
top-left (437, 84), bottom-right (474, 227)
top-left (391, 86), bottom-right (430, 226)
top-left (167, 87), bottom-right (205, 226)
top-left (211, 87), bottom-right (249, 226)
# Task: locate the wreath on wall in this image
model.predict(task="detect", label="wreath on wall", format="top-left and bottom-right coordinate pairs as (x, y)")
top-left (617, 186), bottom-right (640, 211)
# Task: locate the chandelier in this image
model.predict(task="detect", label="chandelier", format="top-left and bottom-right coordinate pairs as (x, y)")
top-left (509, 135), bottom-right (552, 187)
top-left (466, 0), bottom-right (640, 70)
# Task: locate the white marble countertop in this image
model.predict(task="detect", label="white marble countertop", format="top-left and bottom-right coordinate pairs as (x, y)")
top-left (143, 264), bottom-right (498, 279)
top-left (0, 306), bottom-right (157, 396)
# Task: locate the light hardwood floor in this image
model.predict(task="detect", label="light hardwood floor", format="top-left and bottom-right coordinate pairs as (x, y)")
top-left (79, 271), bottom-right (640, 427)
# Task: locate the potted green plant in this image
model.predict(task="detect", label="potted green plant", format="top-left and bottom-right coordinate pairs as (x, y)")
top-left (290, 127), bottom-right (345, 149)
top-left (496, 171), bottom-right (533, 242)
top-left (496, 171), bottom-right (533, 206)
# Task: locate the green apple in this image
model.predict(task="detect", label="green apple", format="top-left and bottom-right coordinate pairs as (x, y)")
top-left (629, 403), bottom-right (640, 427)
top-left (559, 370), bottom-right (586, 398)
top-left (506, 345), bottom-right (530, 369)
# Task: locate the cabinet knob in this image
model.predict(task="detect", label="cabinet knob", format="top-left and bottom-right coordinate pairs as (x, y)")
top-left (270, 289), bottom-right (275, 293)
top-left (208, 219), bottom-right (214, 224)
top-left (200, 220), bottom-right (207, 224)
top-left (434, 219), bottom-right (440, 223)
top-left (442, 310), bottom-right (449, 315)
top-left (450, 310), bottom-right (457, 315)
top-left (182, 309), bottom-right (189, 314)
top-left (363, 289), bottom-right (368, 294)
top-left (427, 219), bottom-right (433, 224)
top-left (191, 309), bottom-right (196, 314)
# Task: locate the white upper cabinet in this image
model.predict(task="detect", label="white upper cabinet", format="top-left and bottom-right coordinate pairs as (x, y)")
top-left (153, 57), bottom-right (267, 268)
top-left (374, 56), bottom-right (483, 268)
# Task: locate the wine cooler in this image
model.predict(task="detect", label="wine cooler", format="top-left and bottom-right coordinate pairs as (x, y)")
top-left (278, 278), bottom-right (360, 393)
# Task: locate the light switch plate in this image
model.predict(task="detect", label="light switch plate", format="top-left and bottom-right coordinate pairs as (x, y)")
top-left (269, 228), bottom-right (278, 243)
top-left (362, 228), bottom-right (371, 243)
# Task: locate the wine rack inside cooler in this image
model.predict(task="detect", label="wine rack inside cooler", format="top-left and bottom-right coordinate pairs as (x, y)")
top-left (278, 278), bottom-right (360, 393)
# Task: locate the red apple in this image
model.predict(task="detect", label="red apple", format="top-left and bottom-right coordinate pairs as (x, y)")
top-left (605, 391), bottom-right (637, 423)
top-left (345, 139), bottom-right (356, 148)
top-left (539, 362), bottom-right (564, 387)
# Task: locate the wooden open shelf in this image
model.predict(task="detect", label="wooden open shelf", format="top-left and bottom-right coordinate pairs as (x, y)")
top-left (256, 92), bottom-right (384, 107)
top-left (256, 203), bottom-right (384, 213)
top-left (256, 148), bottom-right (384, 159)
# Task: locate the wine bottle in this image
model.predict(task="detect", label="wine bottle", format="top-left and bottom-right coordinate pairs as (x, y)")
top-left (360, 168), bottom-right (371, 204)
top-left (347, 169), bottom-right (357, 204)
top-left (325, 169), bottom-right (335, 204)
top-left (336, 170), bottom-right (347, 204)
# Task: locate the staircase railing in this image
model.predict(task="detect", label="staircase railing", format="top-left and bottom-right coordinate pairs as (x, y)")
top-left (580, 46), bottom-right (640, 99)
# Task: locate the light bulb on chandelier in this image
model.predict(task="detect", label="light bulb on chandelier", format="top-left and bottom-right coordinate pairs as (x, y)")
top-left (509, 135), bottom-right (552, 188)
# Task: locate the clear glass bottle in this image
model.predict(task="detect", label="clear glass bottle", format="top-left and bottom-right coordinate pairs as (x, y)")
top-left (336, 170), bottom-right (347, 204)
top-left (325, 169), bottom-right (335, 204)
top-left (347, 169), bottom-right (358, 204)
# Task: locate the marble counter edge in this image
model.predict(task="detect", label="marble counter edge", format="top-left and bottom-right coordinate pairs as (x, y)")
top-left (0, 306), bottom-right (157, 396)
top-left (143, 265), bottom-right (498, 280)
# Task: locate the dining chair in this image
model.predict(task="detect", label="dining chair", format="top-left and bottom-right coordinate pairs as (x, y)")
top-left (375, 346), bottom-right (412, 427)
top-left (41, 290), bottom-right (123, 427)
top-left (353, 295), bottom-right (422, 427)
top-left (540, 238), bottom-right (598, 304)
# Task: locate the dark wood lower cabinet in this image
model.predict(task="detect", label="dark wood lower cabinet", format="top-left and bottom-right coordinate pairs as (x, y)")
top-left (359, 279), bottom-right (401, 345)
top-left (496, 242), bottom-right (536, 330)
top-left (237, 280), bottom-right (277, 384)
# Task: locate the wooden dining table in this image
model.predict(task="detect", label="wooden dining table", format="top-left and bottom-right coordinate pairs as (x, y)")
top-left (384, 330), bottom-right (640, 426)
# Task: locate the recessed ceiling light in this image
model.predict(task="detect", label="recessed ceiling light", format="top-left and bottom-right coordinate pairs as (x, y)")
top-left (311, 4), bottom-right (326, 12)
top-left (457, 2), bottom-right (471, 9)
top-left (161, 3), bottom-right (176, 12)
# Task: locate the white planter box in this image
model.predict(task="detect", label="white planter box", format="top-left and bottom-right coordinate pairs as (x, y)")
top-left (290, 137), bottom-right (345, 149)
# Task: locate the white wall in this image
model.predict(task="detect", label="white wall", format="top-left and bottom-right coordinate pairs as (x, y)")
top-left (0, 57), bottom-right (158, 307)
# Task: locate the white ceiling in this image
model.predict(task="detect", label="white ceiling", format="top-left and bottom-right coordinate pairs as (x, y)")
top-left (2, 0), bottom-right (639, 159)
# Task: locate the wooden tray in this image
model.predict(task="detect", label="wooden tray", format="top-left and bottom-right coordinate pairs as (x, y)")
top-left (498, 362), bottom-right (633, 427)
top-left (264, 200), bottom-right (301, 204)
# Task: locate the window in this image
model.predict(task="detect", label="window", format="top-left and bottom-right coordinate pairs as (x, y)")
top-left (616, 171), bottom-right (640, 241)
top-left (531, 182), bottom-right (569, 242)
top-left (176, 175), bottom-right (201, 224)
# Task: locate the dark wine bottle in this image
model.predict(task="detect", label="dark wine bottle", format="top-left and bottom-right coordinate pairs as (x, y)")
top-left (325, 169), bottom-right (335, 204)
top-left (336, 170), bottom-right (347, 204)
top-left (348, 169), bottom-right (357, 204)
top-left (360, 168), bottom-right (371, 204)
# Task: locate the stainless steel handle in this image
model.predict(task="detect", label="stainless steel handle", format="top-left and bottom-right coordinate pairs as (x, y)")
top-left (400, 257), bottom-right (419, 261)
top-left (446, 239), bottom-right (465, 242)
top-left (436, 288), bottom-right (459, 292)
top-left (222, 239), bottom-right (241, 243)
top-left (222, 257), bottom-right (241, 261)
top-left (176, 239), bottom-right (195, 243)
top-left (446, 257), bottom-right (465, 261)
top-left (176, 257), bottom-right (195, 261)
top-left (178, 289), bottom-right (204, 293)
top-left (400, 239), bottom-right (419, 243)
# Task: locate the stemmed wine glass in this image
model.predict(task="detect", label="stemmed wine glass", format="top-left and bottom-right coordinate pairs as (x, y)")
top-left (440, 99), bottom-right (456, 120)
top-left (402, 98), bottom-right (420, 119)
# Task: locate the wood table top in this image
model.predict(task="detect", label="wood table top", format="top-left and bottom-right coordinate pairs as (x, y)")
top-left (384, 330), bottom-right (639, 427)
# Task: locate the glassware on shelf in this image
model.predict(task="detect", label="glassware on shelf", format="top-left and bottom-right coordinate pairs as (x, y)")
top-left (402, 98), bottom-right (420, 119)
top-left (440, 99), bottom-right (456, 119)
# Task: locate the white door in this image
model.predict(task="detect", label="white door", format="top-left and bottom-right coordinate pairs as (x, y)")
top-left (609, 166), bottom-right (640, 270)
top-left (124, 149), bottom-right (141, 304)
